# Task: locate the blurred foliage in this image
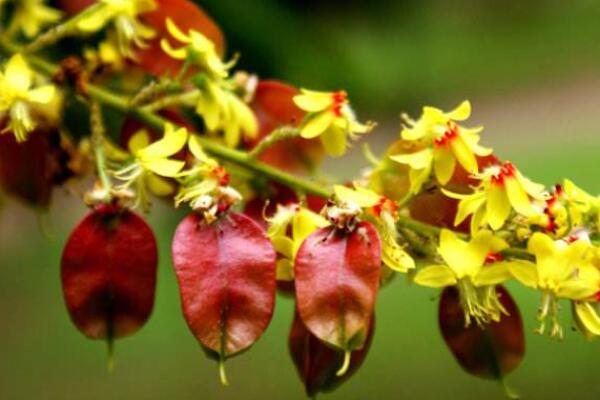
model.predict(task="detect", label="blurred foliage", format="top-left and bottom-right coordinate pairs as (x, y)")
top-left (199, 0), bottom-right (600, 114)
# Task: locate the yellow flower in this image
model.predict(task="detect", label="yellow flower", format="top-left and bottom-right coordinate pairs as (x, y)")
top-left (267, 204), bottom-right (329, 281)
top-left (509, 233), bottom-right (600, 338)
top-left (194, 79), bottom-right (258, 148)
top-left (83, 34), bottom-right (126, 71)
top-left (112, 124), bottom-right (187, 210)
top-left (7, 0), bottom-right (62, 38)
top-left (390, 101), bottom-right (492, 193)
top-left (293, 89), bottom-right (373, 157)
top-left (0, 54), bottom-right (56, 142)
top-left (175, 134), bottom-right (229, 209)
top-left (415, 229), bottom-right (514, 326)
top-left (161, 18), bottom-right (234, 80)
top-left (333, 184), bottom-right (415, 272)
top-left (563, 179), bottom-right (600, 228)
top-left (77, 0), bottom-right (156, 58)
top-left (444, 161), bottom-right (546, 232)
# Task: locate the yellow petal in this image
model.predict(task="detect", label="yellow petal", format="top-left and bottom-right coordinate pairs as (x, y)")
top-left (138, 125), bottom-right (188, 159)
top-left (382, 241), bottom-right (415, 272)
top-left (320, 125), bottom-right (347, 157)
top-left (446, 100), bottom-right (471, 121)
top-left (128, 129), bottom-right (151, 153)
top-left (414, 265), bottom-right (457, 288)
top-left (165, 17), bottom-right (191, 43)
top-left (146, 174), bottom-right (175, 196)
top-left (300, 111), bottom-right (336, 139)
top-left (433, 146), bottom-right (456, 185)
top-left (188, 135), bottom-right (211, 163)
top-left (450, 136), bottom-right (477, 174)
top-left (438, 229), bottom-right (476, 278)
top-left (334, 185), bottom-right (381, 208)
top-left (557, 281), bottom-right (600, 301)
top-left (575, 302), bottom-right (600, 336)
top-left (293, 90), bottom-right (333, 112)
top-left (473, 263), bottom-right (511, 286)
top-left (454, 192), bottom-right (486, 226)
top-left (486, 184), bottom-right (511, 230)
top-left (271, 236), bottom-right (294, 259)
top-left (508, 260), bottom-right (538, 288)
top-left (408, 165), bottom-right (432, 194)
top-left (390, 148), bottom-right (433, 170)
top-left (505, 176), bottom-right (534, 216)
top-left (160, 39), bottom-right (187, 60)
top-left (292, 208), bottom-right (328, 254)
top-left (5, 54), bottom-right (32, 92)
top-left (27, 85), bottom-right (55, 104)
top-left (143, 158), bottom-right (185, 177)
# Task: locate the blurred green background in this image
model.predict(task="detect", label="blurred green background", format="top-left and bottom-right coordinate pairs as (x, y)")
top-left (2, 0), bottom-right (600, 399)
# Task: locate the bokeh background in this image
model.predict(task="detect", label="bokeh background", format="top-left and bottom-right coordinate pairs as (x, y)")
top-left (2, 0), bottom-right (600, 399)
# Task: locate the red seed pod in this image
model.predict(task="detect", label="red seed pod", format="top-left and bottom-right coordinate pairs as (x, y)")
top-left (0, 128), bottom-right (75, 208)
top-left (61, 204), bottom-right (158, 344)
top-left (136, 0), bottom-right (225, 77)
top-left (439, 285), bottom-right (525, 380)
top-left (294, 222), bottom-right (381, 368)
top-left (289, 310), bottom-right (375, 397)
top-left (171, 211), bottom-right (276, 382)
top-left (246, 80), bottom-right (324, 172)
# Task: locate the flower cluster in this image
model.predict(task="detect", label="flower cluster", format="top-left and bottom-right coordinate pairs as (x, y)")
top-left (2, 1), bottom-right (600, 399)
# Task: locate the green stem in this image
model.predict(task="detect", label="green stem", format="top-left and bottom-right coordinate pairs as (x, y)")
top-left (248, 126), bottom-right (300, 159)
top-left (90, 101), bottom-right (112, 193)
top-left (23, 3), bottom-right (104, 53)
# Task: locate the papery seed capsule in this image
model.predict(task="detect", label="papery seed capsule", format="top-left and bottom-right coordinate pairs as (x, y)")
top-left (61, 204), bottom-right (158, 357)
top-left (171, 211), bottom-right (276, 384)
top-left (439, 285), bottom-right (525, 380)
top-left (0, 128), bottom-right (75, 208)
top-left (289, 309), bottom-right (375, 397)
top-left (294, 222), bottom-right (381, 370)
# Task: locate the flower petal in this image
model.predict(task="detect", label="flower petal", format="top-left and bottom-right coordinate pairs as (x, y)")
top-left (446, 100), bottom-right (471, 121)
top-left (486, 184), bottom-right (511, 230)
top-left (507, 260), bottom-right (538, 288)
top-left (5, 54), bottom-right (32, 92)
top-left (320, 125), bottom-right (347, 157)
top-left (414, 265), bottom-right (457, 288)
top-left (293, 90), bottom-right (333, 112)
top-left (390, 148), bottom-right (433, 170)
top-left (433, 146), bottom-right (456, 185)
top-left (505, 176), bottom-right (534, 216)
top-left (300, 111), bottom-right (335, 139)
top-left (575, 302), bottom-right (600, 336)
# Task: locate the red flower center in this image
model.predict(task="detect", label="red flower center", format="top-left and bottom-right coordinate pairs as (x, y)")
top-left (485, 252), bottom-right (504, 264)
top-left (332, 91), bottom-right (347, 117)
top-left (491, 162), bottom-right (516, 185)
top-left (434, 121), bottom-right (459, 147)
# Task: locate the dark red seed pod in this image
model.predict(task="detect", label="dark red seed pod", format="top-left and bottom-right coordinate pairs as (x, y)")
top-left (171, 211), bottom-right (276, 381)
top-left (61, 204), bottom-right (158, 344)
top-left (0, 128), bottom-right (74, 208)
top-left (294, 222), bottom-right (381, 361)
top-left (439, 285), bottom-right (525, 380)
top-left (246, 80), bottom-right (324, 172)
top-left (289, 309), bottom-right (375, 397)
